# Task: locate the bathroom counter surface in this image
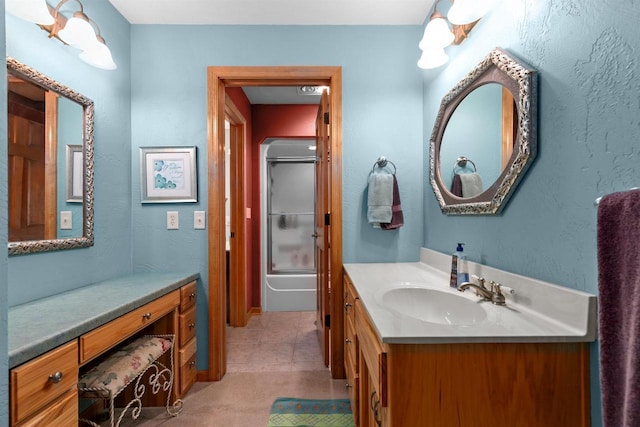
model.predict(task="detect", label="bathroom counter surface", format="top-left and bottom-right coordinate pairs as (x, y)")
top-left (344, 251), bottom-right (597, 345)
top-left (8, 272), bottom-right (199, 368)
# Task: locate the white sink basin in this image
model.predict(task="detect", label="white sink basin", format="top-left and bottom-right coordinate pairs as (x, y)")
top-left (375, 283), bottom-right (487, 326)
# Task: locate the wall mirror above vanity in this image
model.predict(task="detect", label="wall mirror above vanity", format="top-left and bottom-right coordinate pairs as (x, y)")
top-left (7, 57), bottom-right (94, 255)
top-left (430, 47), bottom-right (537, 215)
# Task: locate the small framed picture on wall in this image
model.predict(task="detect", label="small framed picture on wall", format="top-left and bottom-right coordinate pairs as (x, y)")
top-left (66, 144), bottom-right (83, 203)
top-left (140, 146), bottom-right (197, 203)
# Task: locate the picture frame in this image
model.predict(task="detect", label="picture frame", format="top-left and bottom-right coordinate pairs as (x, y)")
top-left (66, 144), bottom-right (83, 203)
top-left (140, 146), bottom-right (198, 203)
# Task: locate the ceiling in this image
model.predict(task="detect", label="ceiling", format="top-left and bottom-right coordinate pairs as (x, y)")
top-left (108, 0), bottom-right (434, 26)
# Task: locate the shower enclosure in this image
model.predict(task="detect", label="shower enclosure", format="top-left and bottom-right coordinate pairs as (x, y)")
top-left (261, 139), bottom-right (317, 312)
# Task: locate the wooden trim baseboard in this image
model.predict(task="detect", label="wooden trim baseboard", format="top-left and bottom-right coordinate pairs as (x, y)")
top-left (196, 370), bottom-right (209, 382)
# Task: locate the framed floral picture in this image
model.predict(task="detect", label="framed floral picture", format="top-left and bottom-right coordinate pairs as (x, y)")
top-left (140, 146), bottom-right (197, 203)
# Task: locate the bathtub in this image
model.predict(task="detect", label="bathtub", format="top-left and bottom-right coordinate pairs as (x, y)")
top-left (262, 274), bottom-right (317, 312)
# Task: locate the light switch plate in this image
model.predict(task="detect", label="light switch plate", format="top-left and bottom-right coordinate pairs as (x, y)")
top-left (194, 211), bottom-right (206, 229)
top-left (60, 211), bottom-right (72, 229)
top-left (167, 211), bottom-right (179, 229)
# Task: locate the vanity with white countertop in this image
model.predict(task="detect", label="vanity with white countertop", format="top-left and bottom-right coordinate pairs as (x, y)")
top-left (343, 248), bottom-right (596, 427)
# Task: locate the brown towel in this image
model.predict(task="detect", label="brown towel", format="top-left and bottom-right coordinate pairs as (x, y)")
top-left (450, 174), bottom-right (463, 197)
top-left (381, 175), bottom-right (403, 230)
top-left (597, 188), bottom-right (640, 427)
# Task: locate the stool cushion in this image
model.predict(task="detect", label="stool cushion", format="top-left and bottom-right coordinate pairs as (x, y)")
top-left (79, 336), bottom-right (172, 397)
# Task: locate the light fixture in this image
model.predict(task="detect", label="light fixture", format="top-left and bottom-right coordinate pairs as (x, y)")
top-left (79, 34), bottom-right (117, 70)
top-left (448, 0), bottom-right (496, 25)
top-left (418, 10), bottom-right (454, 50)
top-left (417, 0), bottom-right (495, 69)
top-left (56, 3), bottom-right (97, 51)
top-left (34, 0), bottom-right (117, 70)
top-left (6, 0), bottom-right (54, 25)
top-left (417, 48), bottom-right (449, 69)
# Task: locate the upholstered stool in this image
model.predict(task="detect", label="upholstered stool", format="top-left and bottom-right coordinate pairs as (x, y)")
top-left (78, 335), bottom-right (183, 427)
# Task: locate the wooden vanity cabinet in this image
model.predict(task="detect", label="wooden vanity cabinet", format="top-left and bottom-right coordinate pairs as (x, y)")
top-left (10, 340), bottom-right (78, 426)
top-left (177, 280), bottom-right (197, 397)
top-left (344, 272), bottom-right (591, 427)
top-left (9, 279), bottom-right (199, 426)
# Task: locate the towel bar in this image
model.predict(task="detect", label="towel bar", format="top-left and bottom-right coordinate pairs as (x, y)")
top-left (372, 156), bottom-right (396, 174)
top-left (453, 156), bottom-right (476, 173)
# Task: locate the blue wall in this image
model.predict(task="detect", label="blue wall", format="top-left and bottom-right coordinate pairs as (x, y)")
top-left (3, 0), bottom-right (628, 424)
top-left (422, 1), bottom-right (640, 425)
top-left (6, 2), bottom-right (133, 306)
top-left (129, 25), bottom-right (425, 368)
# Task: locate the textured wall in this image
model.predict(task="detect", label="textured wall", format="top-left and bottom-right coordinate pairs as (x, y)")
top-left (6, 2), bottom-right (133, 306)
top-left (422, 1), bottom-right (640, 425)
top-left (130, 25), bottom-right (424, 369)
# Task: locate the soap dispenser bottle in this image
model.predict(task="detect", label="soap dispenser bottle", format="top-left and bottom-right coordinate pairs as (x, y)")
top-left (455, 243), bottom-right (469, 287)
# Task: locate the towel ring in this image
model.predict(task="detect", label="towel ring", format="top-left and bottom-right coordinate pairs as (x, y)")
top-left (372, 156), bottom-right (396, 174)
top-left (453, 156), bottom-right (476, 173)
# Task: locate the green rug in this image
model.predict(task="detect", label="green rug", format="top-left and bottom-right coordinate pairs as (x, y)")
top-left (267, 397), bottom-right (355, 427)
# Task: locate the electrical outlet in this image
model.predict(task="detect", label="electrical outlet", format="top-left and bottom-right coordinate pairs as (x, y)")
top-left (167, 211), bottom-right (179, 229)
top-left (194, 211), bottom-right (206, 229)
top-left (60, 211), bottom-right (72, 230)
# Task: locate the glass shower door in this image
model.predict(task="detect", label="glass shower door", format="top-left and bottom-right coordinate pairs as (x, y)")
top-left (267, 160), bottom-right (316, 274)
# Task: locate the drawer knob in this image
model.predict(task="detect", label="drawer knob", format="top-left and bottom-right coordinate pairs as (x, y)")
top-left (189, 360), bottom-right (196, 368)
top-left (344, 302), bottom-right (352, 311)
top-left (48, 371), bottom-right (63, 383)
top-left (189, 322), bottom-right (196, 329)
top-left (189, 292), bottom-right (196, 299)
top-left (345, 338), bottom-right (352, 345)
top-left (143, 312), bottom-right (152, 320)
top-left (345, 382), bottom-right (352, 390)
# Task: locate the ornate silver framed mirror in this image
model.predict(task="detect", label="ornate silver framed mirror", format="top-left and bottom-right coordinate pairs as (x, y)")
top-left (429, 47), bottom-right (537, 215)
top-left (7, 57), bottom-right (94, 255)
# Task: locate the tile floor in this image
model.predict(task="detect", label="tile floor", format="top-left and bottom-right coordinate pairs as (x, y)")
top-left (113, 311), bottom-right (349, 426)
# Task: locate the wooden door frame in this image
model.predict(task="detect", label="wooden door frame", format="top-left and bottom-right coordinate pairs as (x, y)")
top-left (225, 98), bottom-right (247, 328)
top-left (206, 66), bottom-right (344, 381)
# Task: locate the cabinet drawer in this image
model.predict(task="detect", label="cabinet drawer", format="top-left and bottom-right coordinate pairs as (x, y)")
top-left (10, 340), bottom-right (78, 425)
top-left (346, 367), bottom-right (359, 426)
top-left (79, 290), bottom-right (180, 364)
top-left (355, 301), bottom-right (387, 407)
top-left (180, 281), bottom-right (197, 313)
top-left (344, 314), bottom-right (357, 374)
top-left (344, 274), bottom-right (357, 327)
top-left (179, 338), bottom-right (197, 396)
top-left (16, 389), bottom-right (77, 427)
top-left (179, 306), bottom-right (197, 348)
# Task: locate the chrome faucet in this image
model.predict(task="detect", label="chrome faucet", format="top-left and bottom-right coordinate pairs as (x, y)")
top-left (458, 277), bottom-right (506, 305)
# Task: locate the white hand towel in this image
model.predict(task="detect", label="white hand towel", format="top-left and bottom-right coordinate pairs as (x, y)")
top-left (460, 173), bottom-right (483, 198)
top-left (367, 172), bottom-right (393, 224)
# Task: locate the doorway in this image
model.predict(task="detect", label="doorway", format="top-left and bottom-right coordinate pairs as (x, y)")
top-left (206, 66), bottom-right (344, 381)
